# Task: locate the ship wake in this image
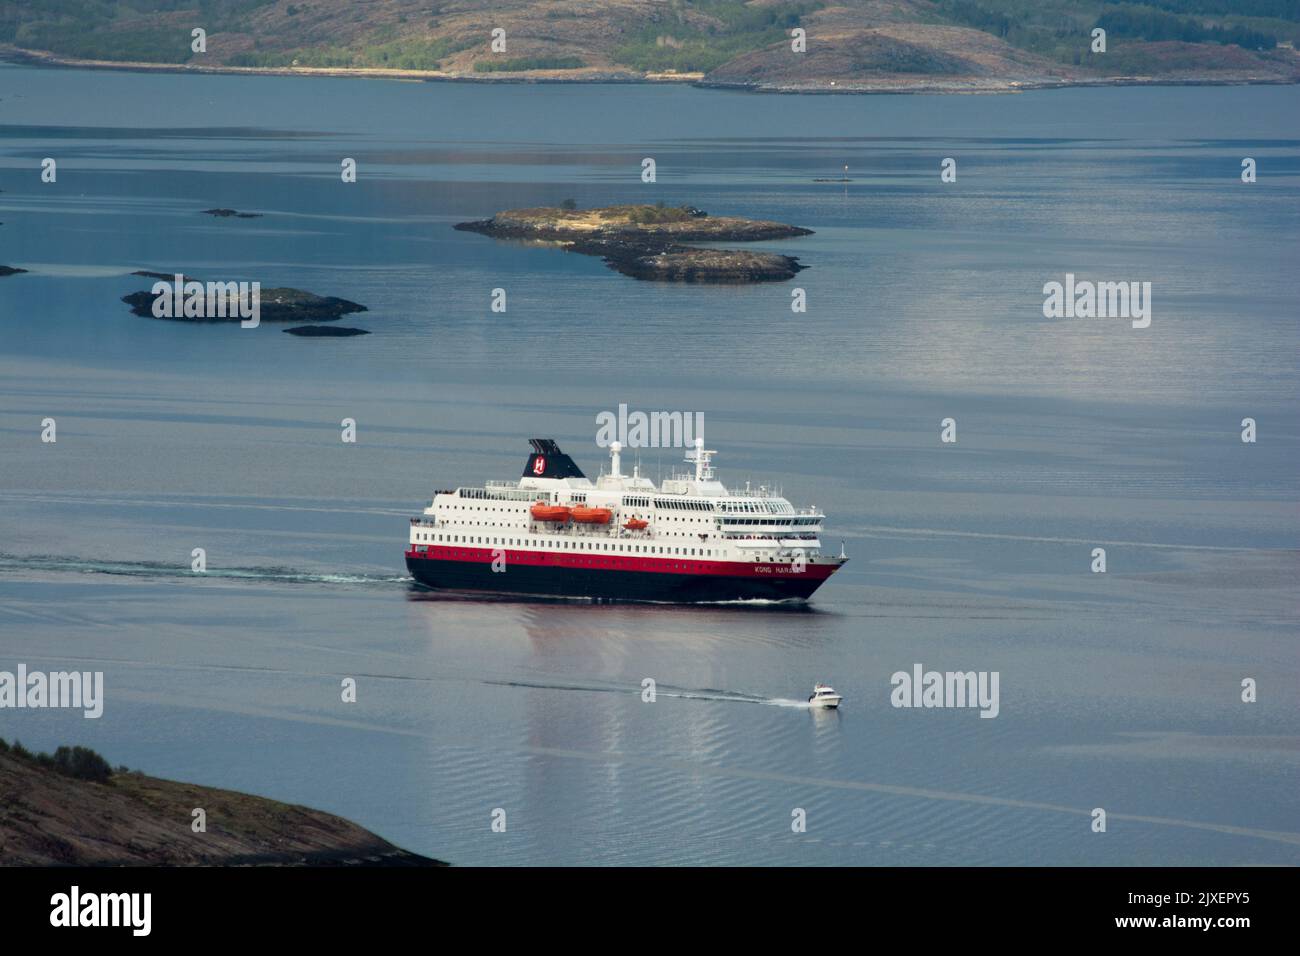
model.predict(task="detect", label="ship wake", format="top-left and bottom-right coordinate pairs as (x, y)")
top-left (486, 679), bottom-right (818, 708)
top-left (0, 553), bottom-right (410, 588)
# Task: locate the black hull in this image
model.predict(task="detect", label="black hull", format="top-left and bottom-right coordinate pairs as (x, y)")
top-left (405, 556), bottom-right (832, 603)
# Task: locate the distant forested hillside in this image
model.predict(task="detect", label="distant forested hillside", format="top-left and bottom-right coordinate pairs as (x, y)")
top-left (1, 0), bottom-right (1296, 89)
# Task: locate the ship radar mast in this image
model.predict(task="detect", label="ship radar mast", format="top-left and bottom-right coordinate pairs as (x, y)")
top-left (686, 437), bottom-right (716, 482)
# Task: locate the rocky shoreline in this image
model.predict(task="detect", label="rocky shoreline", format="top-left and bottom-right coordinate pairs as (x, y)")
top-left (2, 45), bottom-right (1296, 95)
top-left (455, 205), bottom-right (810, 283)
top-left (0, 740), bottom-right (441, 866)
top-left (571, 237), bottom-right (806, 282)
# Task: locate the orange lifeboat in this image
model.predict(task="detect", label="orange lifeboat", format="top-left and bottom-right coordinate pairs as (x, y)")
top-left (570, 506), bottom-right (612, 525)
top-left (530, 502), bottom-right (571, 522)
top-left (623, 518), bottom-right (648, 531)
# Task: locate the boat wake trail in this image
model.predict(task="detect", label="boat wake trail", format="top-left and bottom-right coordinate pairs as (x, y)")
top-left (663, 690), bottom-right (814, 708)
top-left (0, 553), bottom-right (410, 588)
top-left (485, 679), bottom-right (816, 708)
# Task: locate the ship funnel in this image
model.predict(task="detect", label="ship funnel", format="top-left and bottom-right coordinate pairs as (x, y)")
top-left (523, 439), bottom-right (586, 480)
top-left (610, 441), bottom-right (622, 478)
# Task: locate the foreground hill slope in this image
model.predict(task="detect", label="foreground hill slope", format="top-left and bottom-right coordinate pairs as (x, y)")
top-left (0, 742), bottom-right (440, 866)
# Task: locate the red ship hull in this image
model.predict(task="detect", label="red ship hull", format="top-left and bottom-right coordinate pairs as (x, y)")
top-left (405, 546), bottom-right (841, 603)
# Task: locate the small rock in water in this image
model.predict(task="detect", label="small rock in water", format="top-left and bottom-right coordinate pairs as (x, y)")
top-left (122, 271), bottom-right (367, 322)
top-left (201, 208), bottom-right (263, 218)
top-left (283, 325), bottom-right (370, 337)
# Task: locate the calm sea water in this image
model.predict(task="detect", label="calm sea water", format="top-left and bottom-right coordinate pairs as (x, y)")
top-left (0, 64), bottom-right (1297, 865)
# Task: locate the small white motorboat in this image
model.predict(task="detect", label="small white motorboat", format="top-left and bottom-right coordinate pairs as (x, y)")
top-left (808, 683), bottom-right (843, 708)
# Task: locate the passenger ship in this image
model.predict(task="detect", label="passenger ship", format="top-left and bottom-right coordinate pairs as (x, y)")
top-left (405, 438), bottom-right (847, 603)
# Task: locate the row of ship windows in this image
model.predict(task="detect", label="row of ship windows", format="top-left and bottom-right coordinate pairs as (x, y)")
top-left (415, 533), bottom-right (725, 557)
top-left (719, 517), bottom-right (818, 526)
top-left (654, 499), bottom-right (710, 511)
top-left (719, 501), bottom-right (792, 514)
top-left (454, 498), bottom-right (716, 512)
top-left (446, 504), bottom-right (708, 522)
top-left (447, 512), bottom-right (712, 528)
top-left (428, 523), bottom-right (715, 538)
top-left (420, 545), bottom-right (799, 564)
top-left (445, 502), bottom-right (790, 518)
top-left (432, 550), bottom-right (733, 570)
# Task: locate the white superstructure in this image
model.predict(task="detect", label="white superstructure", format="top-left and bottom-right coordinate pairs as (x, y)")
top-left (408, 438), bottom-right (840, 570)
